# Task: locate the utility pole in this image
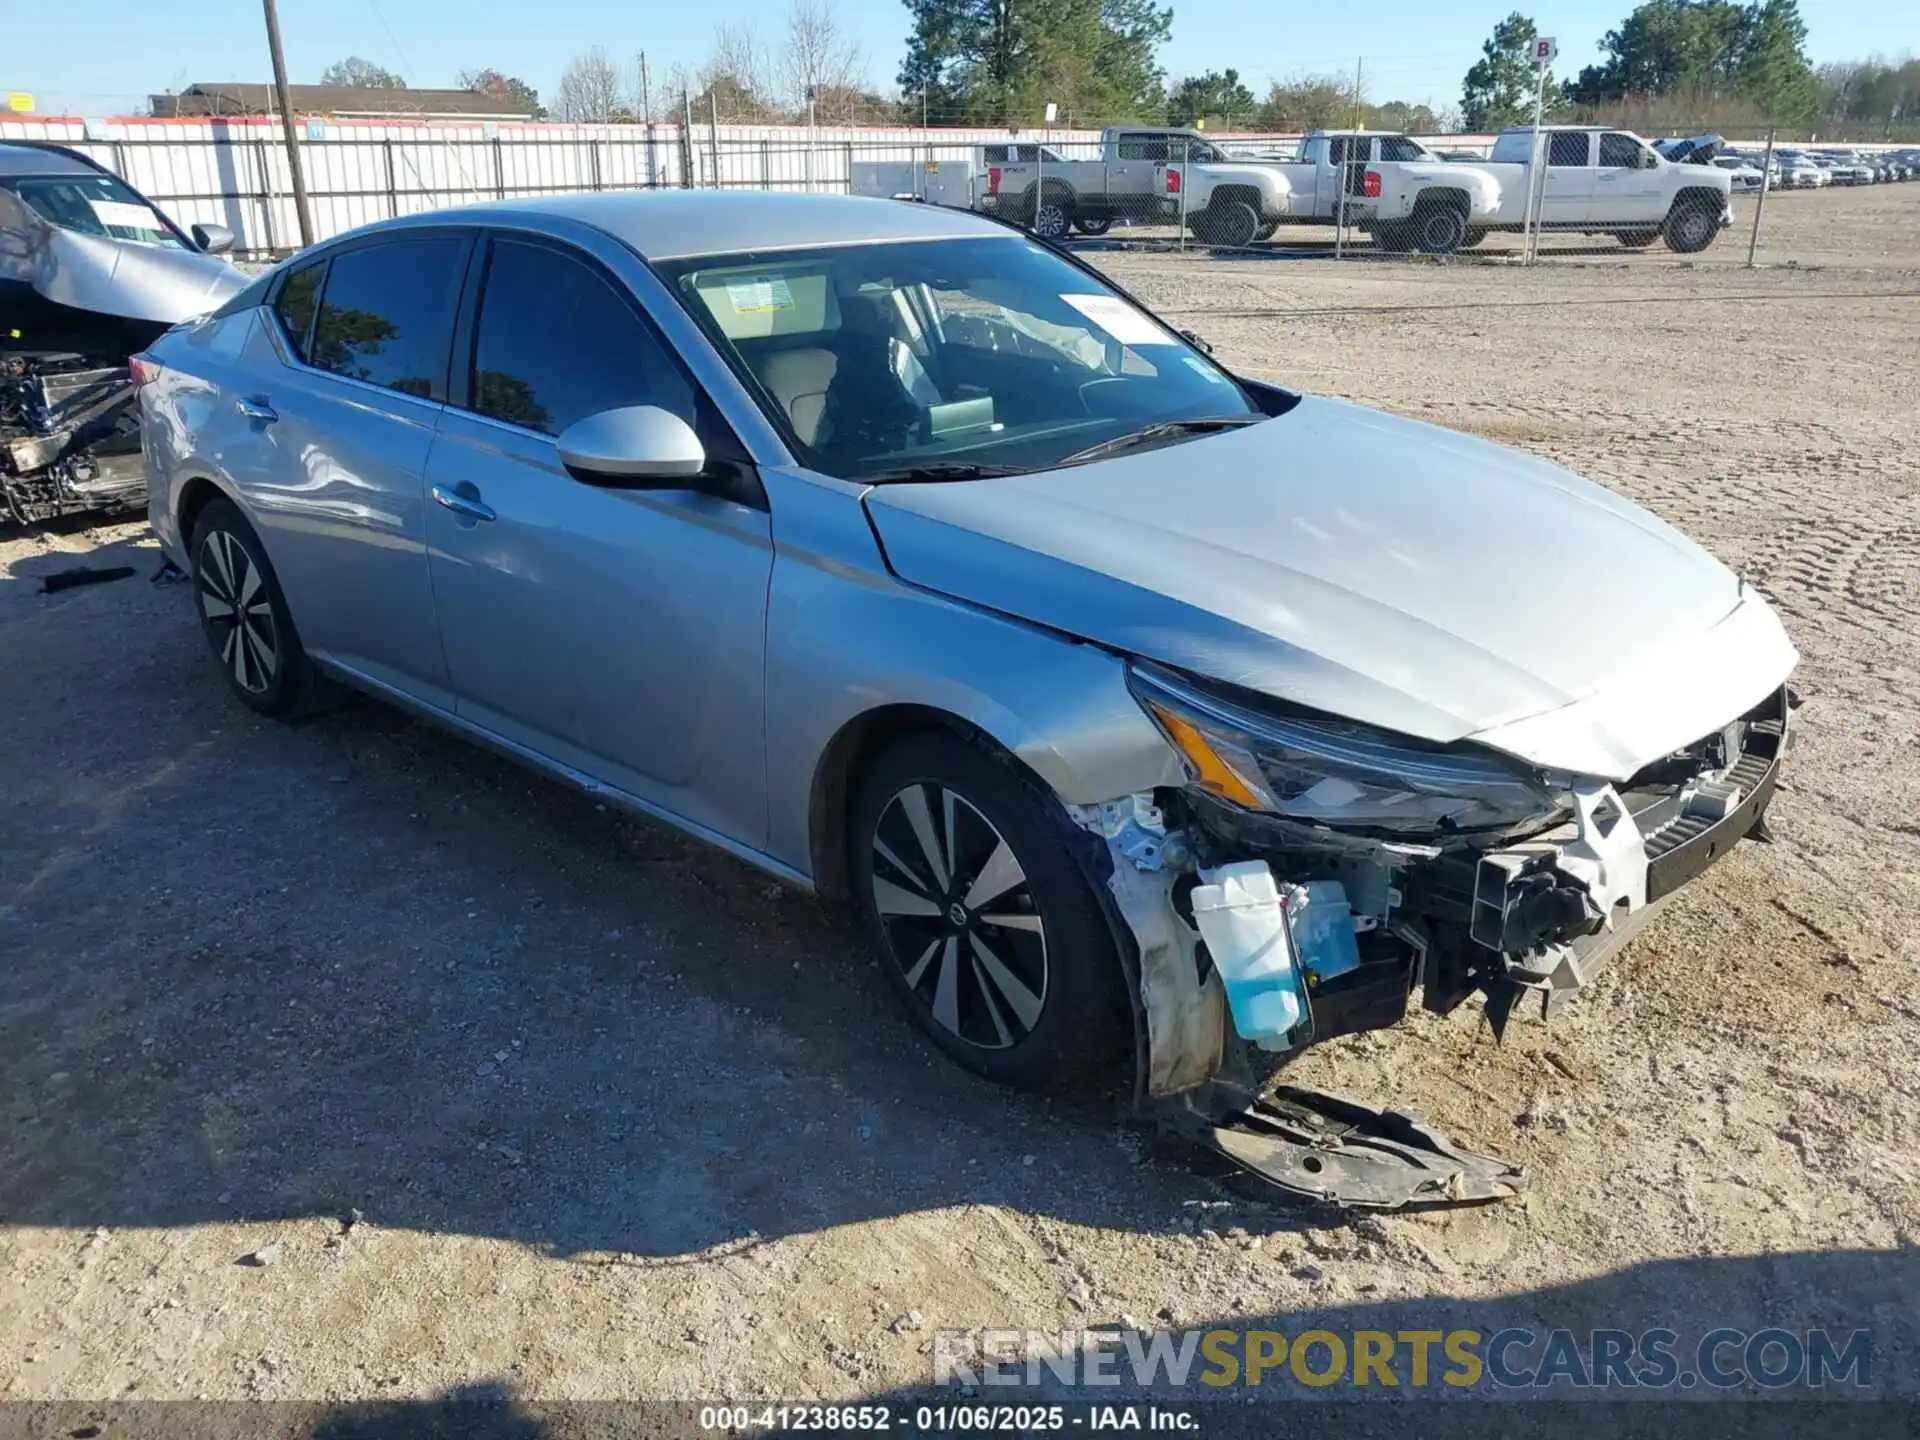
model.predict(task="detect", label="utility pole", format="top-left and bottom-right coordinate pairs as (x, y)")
top-left (261, 0), bottom-right (314, 248)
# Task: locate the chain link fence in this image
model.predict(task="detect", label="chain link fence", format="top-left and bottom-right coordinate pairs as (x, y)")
top-left (5, 116), bottom-right (1917, 268)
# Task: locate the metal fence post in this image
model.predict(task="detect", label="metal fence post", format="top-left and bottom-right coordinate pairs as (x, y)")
top-left (1036, 141), bottom-right (1044, 235)
top-left (492, 135), bottom-right (505, 198)
top-left (1747, 125), bottom-right (1775, 269)
top-left (383, 138), bottom-right (398, 219)
top-left (708, 95), bottom-right (721, 188)
top-left (254, 136), bottom-right (278, 255)
top-left (1177, 137), bottom-right (1189, 250)
top-left (590, 139), bottom-right (604, 192)
top-left (1334, 141), bottom-right (1349, 260)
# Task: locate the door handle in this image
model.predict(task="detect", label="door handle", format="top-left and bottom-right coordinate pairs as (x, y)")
top-left (431, 482), bottom-right (496, 523)
top-left (236, 396), bottom-right (277, 422)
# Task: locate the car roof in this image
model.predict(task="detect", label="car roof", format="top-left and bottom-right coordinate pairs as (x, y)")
top-left (0, 141), bottom-right (110, 179)
top-left (365, 189), bottom-right (1010, 261)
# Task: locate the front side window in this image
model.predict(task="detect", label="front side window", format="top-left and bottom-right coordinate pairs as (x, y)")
top-left (1598, 132), bottom-right (1647, 169)
top-left (658, 235), bottom-right (1258, 481)
top-left (308, 237), bottom-right (466, 398)
top-left (0, 174), bottom-right (186, 248)
top-left (467, 238), bottom-right (693, 437)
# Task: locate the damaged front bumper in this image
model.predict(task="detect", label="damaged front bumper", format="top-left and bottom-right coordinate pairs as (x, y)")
top-left (1074, 686), bottom-right (1792, 1208)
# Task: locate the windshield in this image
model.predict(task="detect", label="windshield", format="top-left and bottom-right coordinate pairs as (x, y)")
top-left (657, 235), bottom-right (1257, 481)
top-left (0, 174), bottom-right (185, 248)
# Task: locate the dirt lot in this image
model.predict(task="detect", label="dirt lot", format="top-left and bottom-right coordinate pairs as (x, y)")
top-left (3, 181), bottom-right (1917, 1418)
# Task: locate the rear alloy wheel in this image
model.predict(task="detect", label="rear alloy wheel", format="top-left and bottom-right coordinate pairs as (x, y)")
top-left (1200, 199), bottom-right (1261, 248)
top-left (850, 734), bottom-right (1129, 1091)
top-left (1663, 196), bottom-right (1720, 253)
top-left (1413, 203), bottom-right (1468, 254)
top-left (1027, 192), bottom-right (1073, 241)
top-left (188, 496), bottom-right (320, 717)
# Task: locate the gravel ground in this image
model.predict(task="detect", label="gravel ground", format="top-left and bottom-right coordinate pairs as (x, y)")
top-left (2, 181), bottom-right (1917, 1418)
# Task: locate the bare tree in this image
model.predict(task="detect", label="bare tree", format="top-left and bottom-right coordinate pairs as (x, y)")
top-left (692, 22), bottom-right (783, 120)
top-left (554, 45), bottom-right (625, 122)
top-left (780, 0), bottom-right (866, 117)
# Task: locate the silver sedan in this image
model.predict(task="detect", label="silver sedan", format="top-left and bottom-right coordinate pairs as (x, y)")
top-left (141, 192), bottom-right (1796, 1118)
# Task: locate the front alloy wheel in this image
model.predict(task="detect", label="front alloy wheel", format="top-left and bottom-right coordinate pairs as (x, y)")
top-left (870, 782), bottom-right (1048, 1051)
top-left (849, 733), bottom-right (1130, 1091)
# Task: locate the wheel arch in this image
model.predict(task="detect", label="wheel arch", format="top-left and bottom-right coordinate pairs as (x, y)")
top-left (175, 473), bottom-right (232, 547)
top-left (809, 703), bottom-right (1054, 904)
top-left (1412, 185), bottom-right (1472, 217)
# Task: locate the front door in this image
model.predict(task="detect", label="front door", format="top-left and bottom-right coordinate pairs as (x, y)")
top-left (1596, 131), bottom-right (1666, 222)
top-left (422, 233), bottom-right (774, 848)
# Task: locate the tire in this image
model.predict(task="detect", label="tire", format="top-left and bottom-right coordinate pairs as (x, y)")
top-left (187, 495), bottom-right (321, 718)
top-left (1024, 186), bottom-right (1074, 242)
top-left (1617, 230), bottom-right (1660, 248)
top-left (1461, 227), bottom-right (1489, 249)
top-left (848, 732), bottom-right (1130, 1092)
top-left (1663, 194), bottom-right (1721, 253)
top-left (1197, 198), bottom-right (1260, 248)
top-left (1072, 215), bottom-right (1113, 237)
top-left (1252, 221), bottom-right (1279, 242)
top-left (1366, 221), bottom-right (1414, 252)
top-left (1412, 200), bottom-right (1468, 254)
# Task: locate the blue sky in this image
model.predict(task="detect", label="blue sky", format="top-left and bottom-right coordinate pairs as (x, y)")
top-left (6, 0), bottom-right (1904, 121)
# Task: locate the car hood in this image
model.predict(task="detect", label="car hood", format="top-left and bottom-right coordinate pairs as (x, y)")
top-left (863, 396), bottom-right (1797, 779)
top-left (0, 189), bottom-right (246, 324)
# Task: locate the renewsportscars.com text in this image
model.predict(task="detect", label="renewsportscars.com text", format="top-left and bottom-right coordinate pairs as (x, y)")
top-left (934, 1326), bottom-right (1874, 1392)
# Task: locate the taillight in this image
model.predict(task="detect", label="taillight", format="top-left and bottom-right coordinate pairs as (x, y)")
top-left (129, 354), bottom-right (160, 392)
top-left (1363, 170), bottom-right (1381, 198)
top-left (987, 166), bottom-right (1002, 196)
top-left (1164, 167), bottom-right (1181, 194)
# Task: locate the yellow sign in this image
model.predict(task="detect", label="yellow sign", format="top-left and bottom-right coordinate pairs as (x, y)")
top-left (7, 93), bottom-right (34, 114)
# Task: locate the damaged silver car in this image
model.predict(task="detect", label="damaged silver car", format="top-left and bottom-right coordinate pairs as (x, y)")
top-left (140, 194), bottom-right (1798, 1205)
top-left (1, 141), bottom-right (245, 524)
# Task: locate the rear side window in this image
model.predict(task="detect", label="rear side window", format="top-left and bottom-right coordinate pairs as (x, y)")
top-left (308, 236), bottom-right (466, 398)
top-left (1117, 133), bottom-right (1169, 162)
top-left (466, 238), bottom-right (693, 437)
top-left (272, 263), bottom-right (324, 359)
top-left (1379, 137), bottom-right (1426, 161)
top-left (1547, 132), bottom-right (1591, 166)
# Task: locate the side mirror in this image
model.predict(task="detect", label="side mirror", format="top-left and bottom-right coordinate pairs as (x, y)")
top-left (192, 222), bottom-right (235, 255)
top-left (557, 405), bottom-right (707, 487)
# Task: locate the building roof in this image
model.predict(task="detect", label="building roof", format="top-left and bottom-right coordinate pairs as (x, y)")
top-left (374, 190), bottom-right (1007, 261)
top-left (150, 83), bottom-right (538, 119)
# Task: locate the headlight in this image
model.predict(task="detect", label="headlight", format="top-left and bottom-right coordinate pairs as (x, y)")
top-left (1129, 664), bottom-right (1565, 838)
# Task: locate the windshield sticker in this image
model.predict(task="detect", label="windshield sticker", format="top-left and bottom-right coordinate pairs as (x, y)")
top-left (724, 274), bottom-right (796, 315)
top-left (1060, 292), bottom-right (1176, 346)
top-left (87, 198), bottom-right (166, 232)
top-left (1182, 355), bottom-right (1229, 383)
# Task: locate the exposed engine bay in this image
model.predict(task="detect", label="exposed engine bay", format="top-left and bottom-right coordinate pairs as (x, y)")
top-left (1, 141), bottom-right (245, 524)
top-left (1075, 672), bottom-right (1794, 1208)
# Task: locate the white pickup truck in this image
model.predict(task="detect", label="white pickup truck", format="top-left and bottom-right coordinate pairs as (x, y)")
top-left (850, 143), bottom-right (1064, 212)
top-left (985, 127), bottom-right (1292, 241)
top-left (1349, 126), bottom-right (1735, 254)
top-left (1162, 130), bottom-right (1491, 246)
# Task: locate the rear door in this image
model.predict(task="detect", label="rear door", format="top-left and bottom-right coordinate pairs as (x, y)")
top-left (236, 231), bottom-right (470, 707)
top-left (1596, 131), bottom-right (1665, 221)
top-left (422, 230), bottom-right (773, 846)
top-left (1539, 131), bottom-right (1595, 223)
